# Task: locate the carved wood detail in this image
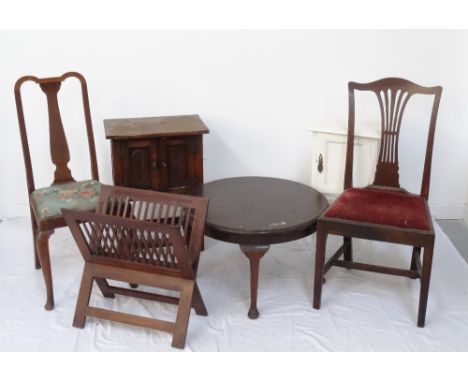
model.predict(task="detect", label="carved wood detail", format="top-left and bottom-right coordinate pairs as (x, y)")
top-left (345, 77), bottom-right (442, 196)
top-left (39, 82), bottom-right (74, 184)
top-left (106, 117), bottom-right (207, 196)
top-left (128, 148), bottom-right (152, 189)
top-left (167, 143), bottom-right (188, 188)
top-left (373, 87), bottom-right (413, 188)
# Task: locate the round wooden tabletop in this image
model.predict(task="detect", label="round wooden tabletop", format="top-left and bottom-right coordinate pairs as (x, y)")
top-left (203, 177), bottom-right (329, 246)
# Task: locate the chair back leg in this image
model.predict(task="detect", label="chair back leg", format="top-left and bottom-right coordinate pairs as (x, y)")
top-left (30, 211), bottom-right (41, 270)
top-left (343, 237), bottom-right (353, 261)
top-left (410, 247), bottom-right (421, 272)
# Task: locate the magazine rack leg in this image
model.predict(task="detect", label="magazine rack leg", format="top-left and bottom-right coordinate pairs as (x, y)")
top-left (94, 278), bottom-right (116, 299)
top-left (73, 264), bottom-right (95, 328)
top-left (70, 262), bottom-right (203, 349)
top-left (191, 282), bottom-right (208, 316)
top-left (172, 280), bottom-right (195, 349)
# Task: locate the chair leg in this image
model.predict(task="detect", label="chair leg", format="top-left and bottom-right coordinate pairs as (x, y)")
top-left (313, 223), bottom-right (328, 309)
top-left (410, 246), bottom-right (421, 272)
top-left (171, 280), bottom-right (195, 349)
top-left (191, 282), bottom-right (208, 316)
top-left (73, 264), bottom-right (95, 328)
top-left (36, 230), bottom-right (54, 310)
top-left (343, 237), bottom-right (353, 262)
top-left (30, 211), bottom-right (41, 269)
top-left (417, 241), bottom-right (434, 327)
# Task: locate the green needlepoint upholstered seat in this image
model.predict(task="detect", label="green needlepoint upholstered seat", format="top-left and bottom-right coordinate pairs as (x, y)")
top-left (31, 180), bottom-right (101, 219)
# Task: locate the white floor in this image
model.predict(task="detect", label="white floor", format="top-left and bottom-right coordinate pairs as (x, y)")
top-left (1, 217), bottom-right (468, 351)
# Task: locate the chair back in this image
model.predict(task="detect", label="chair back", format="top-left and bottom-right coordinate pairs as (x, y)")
top-left (345, 78), bottom-right (442, 199)
top-left (14, 72), bottom-right (99, 194)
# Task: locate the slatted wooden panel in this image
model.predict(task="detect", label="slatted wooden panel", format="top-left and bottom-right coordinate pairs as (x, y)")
top-left (78, 219), bottom-right (180, 270)
top-left (99, 192), bottom-right (197, 248)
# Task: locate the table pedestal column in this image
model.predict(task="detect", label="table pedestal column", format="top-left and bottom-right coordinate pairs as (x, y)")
top-left (240, 244), bottom-right (270, 319)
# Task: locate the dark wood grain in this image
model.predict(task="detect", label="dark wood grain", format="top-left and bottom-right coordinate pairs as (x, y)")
top-left (107, 116), bottom-right (207, 196)
top-left (314, 78), bottom-right (442, 327)
top-left (104, 114), bottom-right (209, 139)
top-left (203, 177), bottom-right (329, 245)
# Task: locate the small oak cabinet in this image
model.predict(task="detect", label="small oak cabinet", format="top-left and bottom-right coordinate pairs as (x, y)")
top-left (104, 115), bottom-right (209, 195)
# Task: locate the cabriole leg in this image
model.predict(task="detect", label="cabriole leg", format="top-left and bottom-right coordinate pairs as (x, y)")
top-left (36, 230), bottom-right (54, 310)
top-left (240, 245), bottom-right (269, 319)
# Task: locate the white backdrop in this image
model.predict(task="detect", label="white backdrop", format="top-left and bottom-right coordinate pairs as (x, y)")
top-left (1, 30), bottom-right (467, 219)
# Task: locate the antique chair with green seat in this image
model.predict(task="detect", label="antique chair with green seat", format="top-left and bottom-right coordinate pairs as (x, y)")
top-left (313, 78), bottom-right (442, 327)
top-left (15, 72), bottom-right (103, 310)
top-left (62, 185), bottom-right (209, 349)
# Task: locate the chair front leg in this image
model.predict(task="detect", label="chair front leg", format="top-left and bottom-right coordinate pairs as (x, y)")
top-left (313, 223), bottom-right (328, 309)
top-left (36, 230), bottom-right (54, 310)
top-left (417, 241), bottom-right (434, 327)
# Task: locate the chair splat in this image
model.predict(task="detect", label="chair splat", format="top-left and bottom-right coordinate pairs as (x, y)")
top-left (39, 81), bottom-right (74, 184)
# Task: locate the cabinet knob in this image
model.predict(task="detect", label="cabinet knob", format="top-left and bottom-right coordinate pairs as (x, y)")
top-left (317, 154), bottom-right (324, 173)
top-left (152, 161), bottom-right (168, 169)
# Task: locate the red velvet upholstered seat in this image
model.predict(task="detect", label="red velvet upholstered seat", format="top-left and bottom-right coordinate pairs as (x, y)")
top-left (324, 187), bottom-right (430, 231)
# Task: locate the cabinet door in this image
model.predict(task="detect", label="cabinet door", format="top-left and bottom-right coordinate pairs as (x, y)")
top-left (158, 136), bottom-right (202, 195)
top-left (112, 139), bottom-right (158, 190)
top-left (310, 131), bottom-right (379, 196)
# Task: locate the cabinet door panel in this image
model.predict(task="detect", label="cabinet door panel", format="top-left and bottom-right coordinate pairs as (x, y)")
top-left (310, 131), bottom-right (379, 195)
top-left (159, 137), bottom-right (201, 194)
top-left (119, 140), bottom-right (158, 190)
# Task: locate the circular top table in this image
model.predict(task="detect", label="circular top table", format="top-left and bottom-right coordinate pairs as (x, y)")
top-left (203, 176), bottom-right (328, 318)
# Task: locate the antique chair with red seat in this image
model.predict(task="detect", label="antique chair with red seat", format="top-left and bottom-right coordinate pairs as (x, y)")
top-left (313, 78), bottom-right (442, 327)
top-left (62, 185), bottom-right (209, 349)
top-left (15, 72), bottom-right (103, 310)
